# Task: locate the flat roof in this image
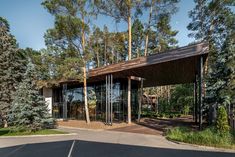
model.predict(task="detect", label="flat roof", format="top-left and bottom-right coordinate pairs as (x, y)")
top-left (88, 42), bottom-right (208, 87)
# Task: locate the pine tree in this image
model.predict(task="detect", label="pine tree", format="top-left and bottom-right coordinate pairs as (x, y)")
top-left (188, 0), bottom-right (235, 123)
top-left (144, 0), bottom-right (179, 56)
top-left (224, 36), bottom-right (235, 106)
top-left (0, 17), bottom-right (26, 127)
top-left (42, 0), bottom-right (93, 123)
top-left (90, 27), bottom-right (103, 68)
top-left (155, 13), bottom-right (178, 52)
top-left (8, 62), bottom-right (55, 131)
top-left (132, 19), bottom-right (144, 58)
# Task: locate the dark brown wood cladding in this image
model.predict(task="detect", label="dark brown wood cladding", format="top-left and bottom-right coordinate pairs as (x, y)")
top-left (89, 42), bottom-right (208, 77)
top-left (59, 42), bottom-right (208, 87)
top-left (87, 42), bottom-right (208, 87)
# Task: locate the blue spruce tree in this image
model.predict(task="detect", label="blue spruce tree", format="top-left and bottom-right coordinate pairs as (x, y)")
top-left (8, 62), bottom-right (55, 131)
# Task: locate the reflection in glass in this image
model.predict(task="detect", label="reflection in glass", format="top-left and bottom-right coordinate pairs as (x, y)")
top-left (51, 79), bottom-right (139, 122)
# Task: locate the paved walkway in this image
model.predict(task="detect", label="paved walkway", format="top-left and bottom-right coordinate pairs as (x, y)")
top-left (57, 116), bottom-right (197, 136)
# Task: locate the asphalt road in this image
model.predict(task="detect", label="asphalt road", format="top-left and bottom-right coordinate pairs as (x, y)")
top-left (0, 140), bottom-right (234, 157)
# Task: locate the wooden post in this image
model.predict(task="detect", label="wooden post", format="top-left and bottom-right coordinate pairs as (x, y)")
top-left (194, 76), bottom-right (198, 123)
top-left (199, 56), bottom-right (203, 130)
top-left (138, 79), bottom-right (144, 122)
top-left (128, 77), bottom-right (131, 124)
top-left (62, 83), bottom-right (67, 120)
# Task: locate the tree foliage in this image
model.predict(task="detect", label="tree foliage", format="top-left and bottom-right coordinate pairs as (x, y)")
top-left (0, 17), bottom-right (26, 127)
top-left (132, 19), bottom-right (144, 58)
top-left (42, 0), bottom-right (91, 81)
top-left (42, 0), bottom-right (93, 123)
top-left (170, 84), bottom-right (194, 115)
top-left (216, 106), bottom-right (230, 133)
top-left (188, 0), bottom-right (235, 122)
top-left (144, 0), bottom-right (179, 55)
top-left (8, 62), bottom-right (55, 131)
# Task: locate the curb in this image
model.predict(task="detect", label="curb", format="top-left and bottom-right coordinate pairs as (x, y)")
top-left (166, 138), bottom-right (235, 153)
top-left (0, 133), bottom-right (77, 138)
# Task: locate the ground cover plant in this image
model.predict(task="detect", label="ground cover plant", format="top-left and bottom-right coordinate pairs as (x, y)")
top-left (166, 126), bottom-right (235, 149)
top-left (166, 106), bottom-right (235, 149)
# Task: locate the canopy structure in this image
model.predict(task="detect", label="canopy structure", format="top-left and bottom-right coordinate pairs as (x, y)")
top-left (88, 42), bottom-right (208, 87)
top-left (55, 42), bottom-right (209, 129)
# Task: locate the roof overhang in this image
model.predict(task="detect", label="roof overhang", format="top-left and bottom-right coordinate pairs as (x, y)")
top-left (88, 42), bottom-right (209, 87)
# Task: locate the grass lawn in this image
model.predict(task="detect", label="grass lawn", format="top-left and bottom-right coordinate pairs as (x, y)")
top-left (166, 126), bottom-right (235, 149)
top-left (0, 127), bottom-right (67, 136)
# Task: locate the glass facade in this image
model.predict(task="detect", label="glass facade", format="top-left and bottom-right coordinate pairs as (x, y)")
top-left (51, 79), bottom-right (139, 122)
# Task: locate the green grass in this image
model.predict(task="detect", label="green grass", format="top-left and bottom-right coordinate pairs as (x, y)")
top-left (0, 127), bottom-right (67, 136)
top-left (166, 126), bottom-right (235, 149)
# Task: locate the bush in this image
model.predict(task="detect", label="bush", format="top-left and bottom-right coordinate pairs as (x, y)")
top-left (216, 106), bottom-right (230, 133)
top-left (169, 114), bottom-right (175, 118)
top-left (176, 114), bottom-right (181, 118)
top-left (42, 118), bottom-right (57, 129)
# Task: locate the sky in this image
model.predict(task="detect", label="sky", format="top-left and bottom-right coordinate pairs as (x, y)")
top-left (0, 0), bottom-right (195, 50)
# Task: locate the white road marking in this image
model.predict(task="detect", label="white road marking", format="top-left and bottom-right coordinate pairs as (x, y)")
top-left (5, 144), bottom-right (26, 157)
top-left (68, 140), bottom-right (76, 157)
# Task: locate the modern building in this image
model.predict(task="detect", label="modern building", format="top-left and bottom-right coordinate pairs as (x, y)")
top-left (43, 42), bottom-right (208, 128)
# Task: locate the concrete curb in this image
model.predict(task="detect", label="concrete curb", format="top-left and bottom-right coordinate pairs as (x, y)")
top-left (167, 138), bottom-right (235, 153)
top-left (0, 133), bottom-right (77, 138)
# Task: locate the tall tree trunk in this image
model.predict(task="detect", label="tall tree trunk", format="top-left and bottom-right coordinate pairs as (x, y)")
top-left (127, 0), bottom-right (132, 124)
top-left (96, 41), bottom-right (100, 67)
top-left (83, 66), bottom-right (90, 124)
top-left (111, 47), bottom-right (114, 64)
top-left (104, 34), bottom-right (107, 65)
top-left (3, 119), bottom-right (8, 128)
top-left (128, 8), bottom-right (132, 60)
top-left (96, 52), bottom-right (99, 67)
top-left (144, 0), bottom-right (153, 56)
top-left (82, 15), bottom-right (90, 124)
top-left (137, 47), bottom-right (140, 58)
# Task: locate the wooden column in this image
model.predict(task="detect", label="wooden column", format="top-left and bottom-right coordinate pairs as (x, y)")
top-left (62, 83), bottom-right (67, 120)
top-left (194, 75), bottom-right (198, 123)
top-left (138, 79), bottom-right (144, 122)
top-left (199, 56), bottom-right (203, 130)
top-left (128, 77), bottom-right (131, 124)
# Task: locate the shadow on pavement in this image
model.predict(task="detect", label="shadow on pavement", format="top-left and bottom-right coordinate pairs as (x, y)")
top-left (0, 140), bottom-right (234, 157)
